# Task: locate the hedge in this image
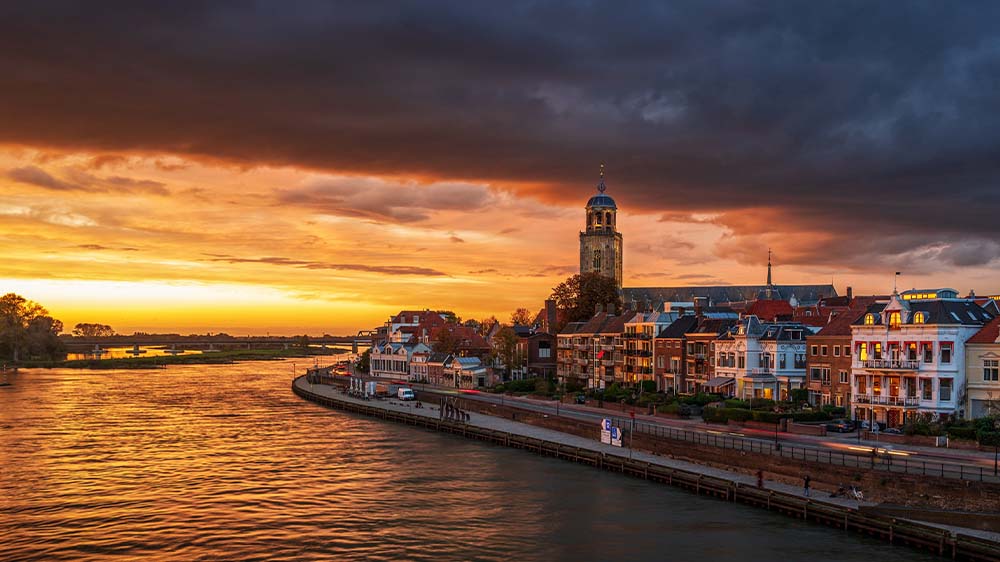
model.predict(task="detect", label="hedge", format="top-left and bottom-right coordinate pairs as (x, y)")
top-left (947, 426), bottom-right (978, 441)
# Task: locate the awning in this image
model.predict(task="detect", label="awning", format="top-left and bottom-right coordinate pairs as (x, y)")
top-left (704, 376), bottom-right (736, 389)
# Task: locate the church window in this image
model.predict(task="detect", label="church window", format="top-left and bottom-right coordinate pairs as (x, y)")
top-left (593, 249), bottom-right (601, 270)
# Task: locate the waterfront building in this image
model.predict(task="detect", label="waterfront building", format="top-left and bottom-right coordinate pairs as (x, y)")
top-left (370, 341), bottom-right (431, 380)
top-left (622, 310), bottom-right (679, 386)
top-left (443, 356), bottom-right (489, 389)
top-left (579, 166), bottom-right (623, 289)
top-left (409, 350), bottom-right (430, 382)
top-left (714, 317), bottom-right (811, 400)
top-left (425, 352), bottom-right (452, 387)
top-left (849, 289), bottom-right (994, 427)
top-left (966, 316), bottom-right (1000, 418)
top-left (654, 314), bottom-right (698, 394)
top-left (683, 315), bottom-right (739, 394)
top-left (556, 306), bottom-right (631, 389)
top-left (804, 300), bottom-right (877, 408)
top-left (507, 325), bottom-right (557, 380)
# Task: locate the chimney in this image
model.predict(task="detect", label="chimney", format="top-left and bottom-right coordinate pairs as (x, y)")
top-left (595, 303), bottom-right (604, 315)
top-left (847, 286), bottom-right (853, 301)
top-left (545, 299), bottom-right (557, 334)
top-left (607, 302), bottom-right (616, 315)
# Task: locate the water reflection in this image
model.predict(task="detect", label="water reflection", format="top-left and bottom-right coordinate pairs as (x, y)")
top-left (0, 358), bottom-right (937, 561)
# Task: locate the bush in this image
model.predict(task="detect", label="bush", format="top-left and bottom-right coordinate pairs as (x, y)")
top-left (977, 430), bottom-right (1000, 447)
top-left (680, 393), bottom-right (723, 406)
top-left (659, 402), bottom-right (692, 418)
top-left (821, 405), bottom-right (847, 418)
top-left (751, 410), bottom-right (832, 424)
top-left (639, 380), bottom-right (657, 394)
top-left (947, 426), bottom-right (978, 441)
top-left (790, 388), bottom-right (809, 403)
top-left (702, 407), bottom-right (753, 424)
top-left (748, 398), bottom-right (775, 410)
top-left (724, 399), bottom-right (750, 409)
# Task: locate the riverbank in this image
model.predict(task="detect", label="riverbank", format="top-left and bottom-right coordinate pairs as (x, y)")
top-left (292, 376), bottom-right (1000, 561)
top-left (19, 347), bottom-right (351, 369)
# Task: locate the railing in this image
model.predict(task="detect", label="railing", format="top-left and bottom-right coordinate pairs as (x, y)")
top-left (749, 368), bottom-right (772, 375)
top-left (847, 394), bottom-right (920, 407)
top-left (861, 359), bottom-right (920, 371)
top-left (593, 414), bottom-right (1000, 484)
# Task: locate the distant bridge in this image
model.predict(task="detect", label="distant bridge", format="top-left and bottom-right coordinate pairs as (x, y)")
top-left (64, 334), bottom-right (376, 354)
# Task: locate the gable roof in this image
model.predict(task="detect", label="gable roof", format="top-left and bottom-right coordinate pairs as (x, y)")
top-left (968, 316), bottom-right (1000, 344)
top-left (853, 299), bottom-right (993, 326)
top-left (746, 299), bottom-right (794, 321)
top-left (815, 305), bottom-right (869, 336)
top-left (657, 315), bottom-right (699, 339)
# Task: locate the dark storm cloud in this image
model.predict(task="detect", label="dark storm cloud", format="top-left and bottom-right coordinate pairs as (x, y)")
top-left (2, 2), bottom-right (1000, 269)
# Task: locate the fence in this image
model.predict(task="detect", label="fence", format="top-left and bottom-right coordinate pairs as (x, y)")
top-left (600, 416), bottom-right (1000, 484)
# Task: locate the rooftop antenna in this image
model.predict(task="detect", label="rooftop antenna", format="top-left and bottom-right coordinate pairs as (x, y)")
top-left (597, 162), bottom-right (606, 193)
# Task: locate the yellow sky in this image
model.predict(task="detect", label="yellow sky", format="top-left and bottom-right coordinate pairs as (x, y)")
top-left (2, 149), bottom-right (996, 335)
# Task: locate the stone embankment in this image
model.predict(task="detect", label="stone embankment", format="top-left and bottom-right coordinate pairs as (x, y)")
top-left (293, 376), bottom-right (1000, 561)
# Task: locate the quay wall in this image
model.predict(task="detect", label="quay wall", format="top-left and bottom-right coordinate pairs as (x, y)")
top-left (294, 378), bottom-right (1000, 561)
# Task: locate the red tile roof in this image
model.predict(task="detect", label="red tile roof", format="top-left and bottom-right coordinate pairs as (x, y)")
top-left (746, 299), bottom-right (793, 321)
top-left (968, 316), bottom-right (1000, 344)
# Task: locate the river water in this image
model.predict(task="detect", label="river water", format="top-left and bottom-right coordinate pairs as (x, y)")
top-left (0, 357), bottom-right (936, 561)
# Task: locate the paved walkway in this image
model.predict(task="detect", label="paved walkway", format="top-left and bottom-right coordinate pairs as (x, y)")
top-left (294, 378), bottom-right (1000, 543)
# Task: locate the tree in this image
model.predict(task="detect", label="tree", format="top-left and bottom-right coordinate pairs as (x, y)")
top-left (72, 323), bottom-right (116, 337)
top-left (0, 293), bottom-right (65, 361)
top-left (549, 273), bottom-right (622, 330)
top-left (356, 348), bottom-right (371, 374)
top-left (509, 308), bottom-right (533, 326)
top-left (492, 326), bottom-right (519, 379)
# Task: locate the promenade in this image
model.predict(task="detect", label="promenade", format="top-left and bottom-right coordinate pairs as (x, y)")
top-left (293, 376), bottom-right (1000, 550)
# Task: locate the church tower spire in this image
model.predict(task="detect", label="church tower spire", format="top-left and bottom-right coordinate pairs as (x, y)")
top-left (579, 163), bottom-right (623, 289)
top-left (765, 248), bottom-right (774, 298)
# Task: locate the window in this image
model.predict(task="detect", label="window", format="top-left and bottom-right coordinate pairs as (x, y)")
top-left (738, 354), bottom-right (745, 369)
top-left (985, 360), bottom-right (999, 382)
top-left (874, 342), bottom-right (882, 360)
top-left (833, 346), bottom-right (840, 357)
top-left (844, 345), bottom-right (851, 357)
top-left (872, 377), bottom-right (882, 395)
top-left (864, 313), bottom-right (876, 325)
top-left (839, 370), bottom-right (848, 384)
top-left (913, 312), bottom-right (926, 324)
top-left (941, 345), bottom-right (952, 364)
top-left (923, 343), bottom-right (933, 363)
top-left (907, 343), bottom-right (918, 361)
top-left (857, 376), bottom-right (867, 394)
top-left (810, 345), bottom-right (818, 356)
top-left (922, 379), bottom-right (933, 400)
top-left (889, 311), bottom-right (901, 328)
top-left (592, 249), bottom-right (601, 270)
top-left (795, 353), bottom-right (807, 369)
top-left (778, 353), bottom-right (787, 369)
top-left (940, 379), bottom-right (952, 401)
top-left (835, 395), bottom-right (844, 407)
top-left (821, 345), bottom-right (828, 356)
top-left (810, 367), bottom-right (821, 381)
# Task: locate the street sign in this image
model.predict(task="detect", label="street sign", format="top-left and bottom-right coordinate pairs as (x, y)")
top-left (610, 426), bottom-right (622, 447)
top-left (600, 418), bottom-right (611, 444)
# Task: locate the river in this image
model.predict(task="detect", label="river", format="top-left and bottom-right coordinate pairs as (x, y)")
top-left (0, 357), bottom-right (937, 561)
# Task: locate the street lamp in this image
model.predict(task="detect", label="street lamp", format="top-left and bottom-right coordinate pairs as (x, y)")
top-left (774, 417), bottom-right (781, 451)
top-left (994, 419), bottom-right (999, 476)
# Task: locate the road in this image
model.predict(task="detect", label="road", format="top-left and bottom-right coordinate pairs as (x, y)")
top-left (417, 386), bottom-right (1000, 475)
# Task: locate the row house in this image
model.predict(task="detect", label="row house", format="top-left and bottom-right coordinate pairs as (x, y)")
top-left (805, 297), bottom-right (881, 408)
top-left (850, 289), bottom-right (994, 427)
top-left (370, 341), bottom-right (431, 380)
top-left (966, 317), bottom-right (1000, 418)
top-left (622, 311), bottom-right (678, 385)
top-left (444, 356), bottom-right (490, 389)
top-left (508, 326), bottom-right (557, 380)
top-left (425, 352), bottom-right (452, 386)
top-left (654, 315), bottom-right (699, 393)
top-left (386, 310), bottom-right (446, 342)
top-left (685, 317), bottom-right (739, 394)
top-left (714, 317), bottom-right (810, 400)
top-left (556, 308), bottom-right (630, 390)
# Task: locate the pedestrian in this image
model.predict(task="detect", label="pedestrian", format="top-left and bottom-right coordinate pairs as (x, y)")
top-left (756, 469), bottom-right (764, 489)
top-left (803, 475), bottom-right (811, 497)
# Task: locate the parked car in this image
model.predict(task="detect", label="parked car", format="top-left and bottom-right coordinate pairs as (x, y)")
top-left (883, 427), bottom-right (902, 435)
top-left (397, 388), bottom-right (416, 401)
top-left (825, 419), bottom-right (855, 433)
top-left (575, 394), bottom-right (587, 404)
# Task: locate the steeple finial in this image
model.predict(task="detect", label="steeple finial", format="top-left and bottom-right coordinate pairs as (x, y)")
top-left (597, 162), bottom-right (606, 193)
top-left (766, 248), bottom-right (773, 298)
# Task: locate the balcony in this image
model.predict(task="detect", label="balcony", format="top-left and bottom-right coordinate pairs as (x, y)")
top-left (860, 359), bottom-right (920, 371)
top-left (853, 394), bottom-right (919, 407)
top-left (749, 368), bottom-right (772, 376)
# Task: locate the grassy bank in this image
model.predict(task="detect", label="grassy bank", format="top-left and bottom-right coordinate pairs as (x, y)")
top-left (16, 347), bottom-right (352, 370)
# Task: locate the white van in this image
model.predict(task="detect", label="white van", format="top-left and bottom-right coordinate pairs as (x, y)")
top-left (397, 388), bottom-right (416, 401)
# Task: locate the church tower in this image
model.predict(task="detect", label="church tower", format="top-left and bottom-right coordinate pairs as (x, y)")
top-left (579, 164), bottom-right (623, 289)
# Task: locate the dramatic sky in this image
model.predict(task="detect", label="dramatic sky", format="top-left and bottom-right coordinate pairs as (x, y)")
top-left (2, 2), bottom-right (1000, 334)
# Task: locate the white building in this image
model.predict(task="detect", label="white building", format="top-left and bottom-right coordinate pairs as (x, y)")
top-left (714, 316), bottom-right (810, 400)
top-left (370, 341), bottom-right (431, 380)
top-left (850, 290), bottom-right (993, 427)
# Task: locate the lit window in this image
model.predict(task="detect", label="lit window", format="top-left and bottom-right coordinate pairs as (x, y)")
top-left (889, 312), bottom-right (901, 328)
top-left (859, 343), bottom-right (868, 361)
top-left (913, 312), bottom-right (925, 324)
top-left (864, 314), bottom-right (876, 325)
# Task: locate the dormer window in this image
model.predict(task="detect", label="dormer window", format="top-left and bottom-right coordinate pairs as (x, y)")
top-left (864, 313), bottom-right (876, 325)
top-left (913, 312), bottom-right (926, 324)
top-left (888, 311), bottom-right (901, 329)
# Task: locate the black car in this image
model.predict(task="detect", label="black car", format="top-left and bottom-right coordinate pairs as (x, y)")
top-left (825, 419), bottom-right (855, 433)
top-left (575, 394), bottom-right (587, 404)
